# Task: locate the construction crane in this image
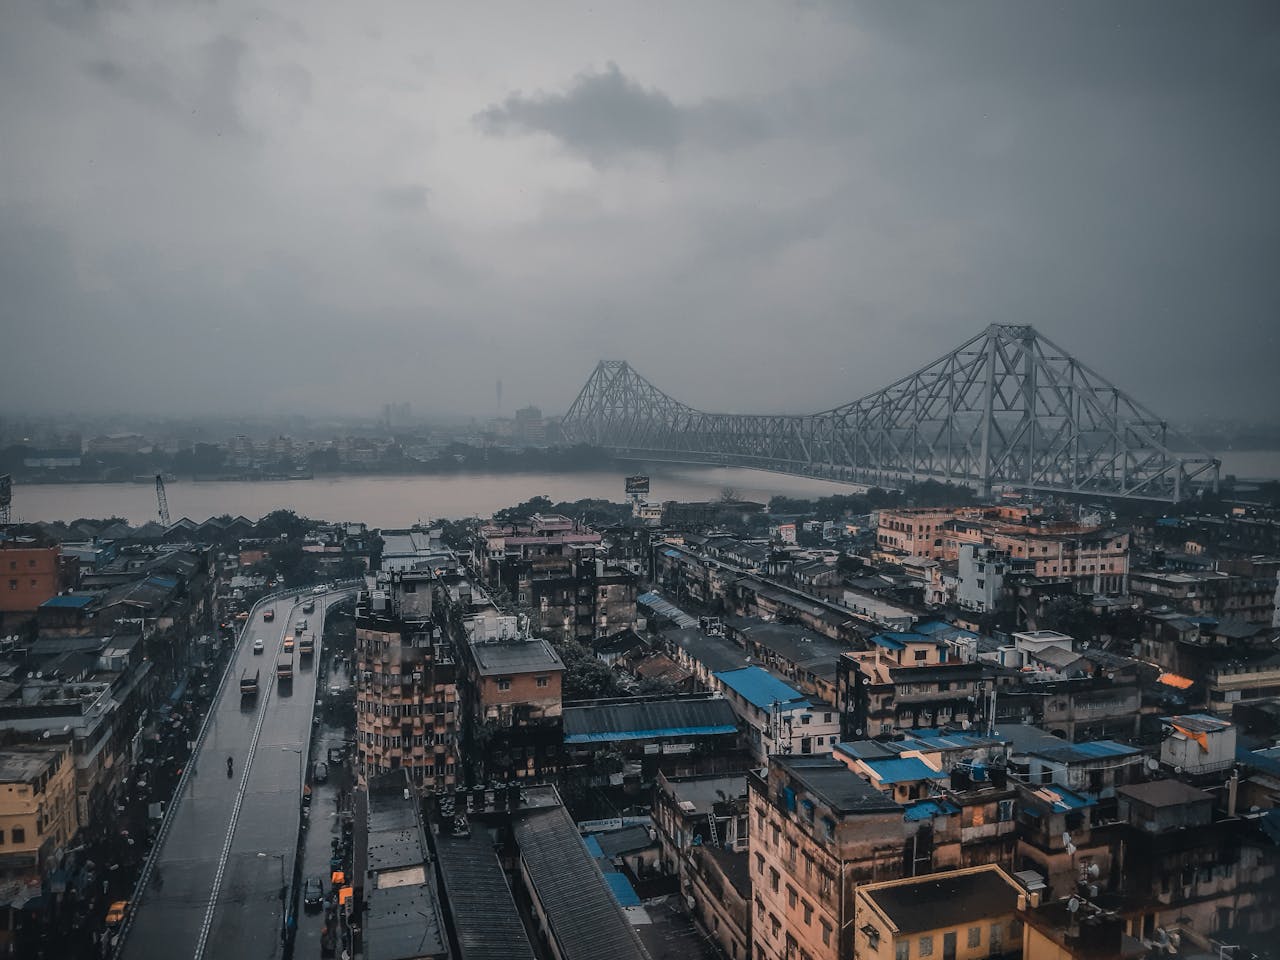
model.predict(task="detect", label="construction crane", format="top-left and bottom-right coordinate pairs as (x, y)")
top-left (155, 474), bottom-right (170, 526)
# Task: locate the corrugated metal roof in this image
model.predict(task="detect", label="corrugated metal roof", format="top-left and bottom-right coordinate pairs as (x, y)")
top-left (713, 666), bottom-right (809, 711)
top-left (513, 806), bottom-right (649, 960)
top-left (433, 831), bottom-right (536, 960)
top-left (903, 798), bottom-right (962, 822)
top-left (562, 696), bottom-right (738, 743)
top-left (40, 594), bottom-right (98, 609)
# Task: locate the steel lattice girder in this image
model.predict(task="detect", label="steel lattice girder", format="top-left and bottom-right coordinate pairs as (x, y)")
top-left (561, 324), bottom-right (1220, 501)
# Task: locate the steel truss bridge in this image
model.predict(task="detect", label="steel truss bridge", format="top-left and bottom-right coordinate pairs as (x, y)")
top-left (562, 324), bottom-right (1219, 502)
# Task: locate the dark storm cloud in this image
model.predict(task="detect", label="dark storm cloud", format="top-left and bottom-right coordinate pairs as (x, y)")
top-left (476, 62), bottom-right (768, 164)
top-left (0, 0), bottom-right (1276, 425)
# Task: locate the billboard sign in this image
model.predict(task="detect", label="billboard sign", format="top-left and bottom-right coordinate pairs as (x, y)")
top-left (624, 475), bottom-right (650, 496)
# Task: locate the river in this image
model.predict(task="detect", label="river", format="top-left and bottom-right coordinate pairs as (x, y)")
top-left (7, 466), bottom-right (864, 528)
top-left (9, 451), bottom-right (1277, 528)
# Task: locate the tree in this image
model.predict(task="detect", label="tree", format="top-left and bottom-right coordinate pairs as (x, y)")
top-left (558, 641), bottom-right (624, 701)
top-left (719, 486), bottom-right (742, 503)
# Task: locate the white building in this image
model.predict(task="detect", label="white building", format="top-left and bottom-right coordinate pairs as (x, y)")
top-left (712, 666), bottom-right (840, 762)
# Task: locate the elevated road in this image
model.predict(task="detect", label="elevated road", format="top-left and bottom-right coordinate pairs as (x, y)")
top-left (118, 588), bottom-right (351, 960)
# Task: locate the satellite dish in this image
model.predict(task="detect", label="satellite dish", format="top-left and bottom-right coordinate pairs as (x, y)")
top-left (1085, 862), bottom-right (1101, 880)
top-left (1067, 897), bottom-right (1081, 914)
top-left (1146, 758), bottom-right (1160, 772)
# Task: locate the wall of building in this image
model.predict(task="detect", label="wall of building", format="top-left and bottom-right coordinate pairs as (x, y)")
top-left (0, 546), bottom-right (61, 613)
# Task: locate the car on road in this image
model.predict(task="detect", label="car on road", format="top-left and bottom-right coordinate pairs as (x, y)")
top-left (234, 611), bottom-right (249, 621)
top-left (295, 618), bottom-right (308, 632)
top-left (313, 761), bottom-right (329, 783)
top-left (283, 636), bottom-right (295, 654)
top-left (303, 876), bottom-right (324, 911)
top-left (253, 638), bottom-right (265, 654)
top-left (106, 900), bottom-right (128, 927)
top-left (263, 609), bottom-right (275, 622)
top-left (312, 585), bottom-right (326, 595)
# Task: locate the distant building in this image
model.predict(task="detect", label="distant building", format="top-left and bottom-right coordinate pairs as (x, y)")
top-left (0, 543), bottom-right (66, 618)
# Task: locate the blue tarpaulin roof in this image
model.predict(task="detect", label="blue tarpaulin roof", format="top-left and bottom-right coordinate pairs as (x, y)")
top-left (583, 835), bottom-right (605, 858)
top-left (714, 666), bottom-right (809, 711)
top-left (602, 871), bottom-right (642, 908)
top-left (862, 756), bottom-right (948, 784)
top-left (40, 594), bottom-right (97, 609)
top-left (903, 799), bottom-right (962, 822)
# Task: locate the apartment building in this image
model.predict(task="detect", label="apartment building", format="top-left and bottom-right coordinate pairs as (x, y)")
top-left (853, 865), bottom-right (1024, 960)
top-left (0, 743), bottom-right (79, 888)
top-left (876, 507), bottom-right (1129, 596)
top-left (749, 755), bottom-right (904, 960)
top-left (460, 616), bottom-right (565, 781)
top-left (354, 570), bottom-right (460, 789)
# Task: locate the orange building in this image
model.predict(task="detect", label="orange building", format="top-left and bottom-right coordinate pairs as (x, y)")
top-left (0, 544), bottom-right (63, 613)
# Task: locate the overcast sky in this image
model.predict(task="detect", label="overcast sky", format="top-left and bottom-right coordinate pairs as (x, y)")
top-left (2, 1), bottom-right (1276, 422)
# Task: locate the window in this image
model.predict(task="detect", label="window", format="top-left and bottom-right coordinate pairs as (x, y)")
top-left (821, 920), bottom-right (832, 947)
top-left (535, 676), bottom-right (549, 687)
top-left (755, 853), bottom-right (764, 874)
top-left (770, 915), bottom-right (781, 938)
top-left (800, 713), bottom-right (811, 725)
top-left (7, 580), bottom-right (15, 591)
top-left (914, 649), bottom-right (928, 661)
top-left (919, 935), bottom-right (933, 957)
top-left (896, 942), bottom-right (910, 960)
top-left (824, 712), bottom-right (832, 723)
top-left (968, 927), bottom-right (981, 948)
top-left (803, 901), bottom-right (813, 925)
top-left (769, 867), bottom-right (779, 892)
top-left (497, 679), bottom-right (511, 691)
top-left (787, 884), bottom-right (797, 908)
top-left (11, 827), bottom-right (24, 844)
top-left (990, 924), bottom-right (1002, 951)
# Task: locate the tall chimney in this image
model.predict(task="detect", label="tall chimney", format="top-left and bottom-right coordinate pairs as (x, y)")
top-left (1228, 769), bottom-right (1238, 818)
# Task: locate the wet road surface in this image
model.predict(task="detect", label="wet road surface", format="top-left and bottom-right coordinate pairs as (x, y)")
top-left (120, 591), bottom-right (344, 960)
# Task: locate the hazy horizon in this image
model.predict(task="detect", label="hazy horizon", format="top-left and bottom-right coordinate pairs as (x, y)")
top-left (3, 1), bottom-right (1277, 422)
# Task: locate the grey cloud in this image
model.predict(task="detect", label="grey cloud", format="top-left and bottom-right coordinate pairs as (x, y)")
top-left (378, 185), bottom-right (430, 211)
top-left (476, 62), bottom-right (767, 164)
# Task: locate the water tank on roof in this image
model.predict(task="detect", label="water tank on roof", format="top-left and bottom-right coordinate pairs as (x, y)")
top-left (372, 591), bottom-right (388, 612)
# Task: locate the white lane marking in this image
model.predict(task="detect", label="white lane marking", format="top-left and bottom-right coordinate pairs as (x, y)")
top-left (192, 596), bottom-right (303, 960)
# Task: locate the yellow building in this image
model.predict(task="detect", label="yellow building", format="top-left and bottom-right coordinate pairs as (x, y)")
top-left (853, 865), bottom-right (1023, 960)
top-left (0, 744), bottom-right (79, 881)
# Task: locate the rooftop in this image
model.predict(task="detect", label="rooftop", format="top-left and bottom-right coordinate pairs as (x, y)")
top-left (775, 755), bottom-right (901, 815)
top-left (471, 638), bottom-right (565, 677)
top-left (1117, 779), bottom-right (1213, 809)
top-left (857, 756), bottom-right (948, 785)
top-left (512, 805), bottom-right (648, 960)
top-left (664, 627), bottom-right (751, 675)
top-left (862, 866), bottom-right (1020, 934)
top-left (364, 881), bottom-right (448, 960)
top-left (563, 695), bottom-right (739, 744)
top-left (1162, 713), bottom-right (1233, 734)
top-left (0, 746), bottom-right (63, 783)
top-left (714, 666), bottom-right (810, 712)
top-left (432, 830), bottom-right (536, 960)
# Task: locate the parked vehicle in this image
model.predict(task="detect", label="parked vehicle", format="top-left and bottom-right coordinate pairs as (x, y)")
top-left (106, 901), bottom-right (129, 928)
top-left (252, 638), bottom-right (265, 654)
top-left (313, 761), bottom-right (329, 784)
top-left (240, 669), bottom-right (259, 696)
top-left (303, 875), bottom-right (324, 911)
